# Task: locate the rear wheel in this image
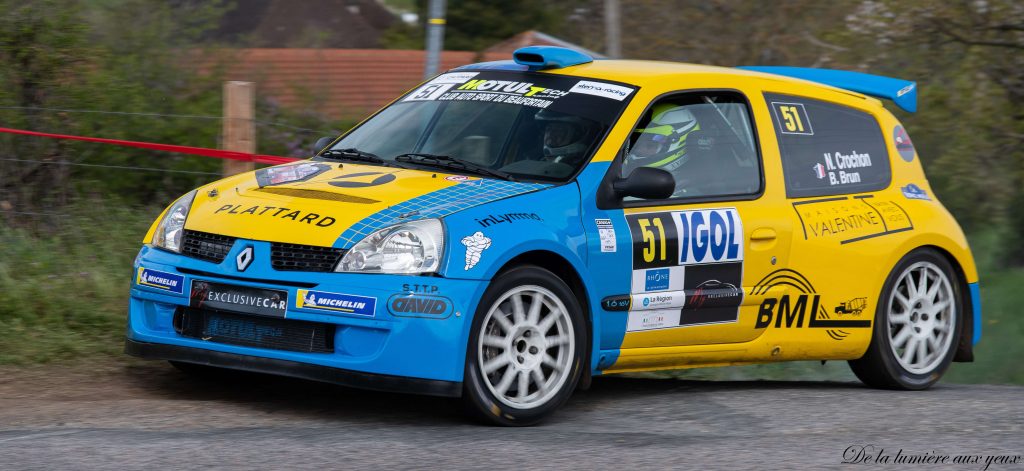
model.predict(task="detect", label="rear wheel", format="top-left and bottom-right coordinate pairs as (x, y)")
top-left (849, 248), bottom-right (962, 389)
top-left (463, 266), bottom-right (585, 426)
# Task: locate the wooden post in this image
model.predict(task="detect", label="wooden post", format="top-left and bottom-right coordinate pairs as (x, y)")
top-left (222, 81), bottom-right (255, 176)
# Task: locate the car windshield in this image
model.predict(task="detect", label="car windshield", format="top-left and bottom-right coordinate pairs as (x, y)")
top-left (324, 70), bottom-right (637, 182)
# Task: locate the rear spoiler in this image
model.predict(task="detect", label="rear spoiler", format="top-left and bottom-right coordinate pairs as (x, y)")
top-left (737, 66), bottom-right (917, 113)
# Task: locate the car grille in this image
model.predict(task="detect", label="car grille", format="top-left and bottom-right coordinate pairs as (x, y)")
top-left (271, 242), bottom-right (346, 272)
top-left (181, 230), bottom-right (236, 263)
top-left (175, 307), bottom-right (334, 354)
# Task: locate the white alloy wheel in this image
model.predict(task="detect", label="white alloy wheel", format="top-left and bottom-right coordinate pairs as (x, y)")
top-left (886, 261), bottom-right (957, 375)
top-left (476, 285), bottom-right (575, 410)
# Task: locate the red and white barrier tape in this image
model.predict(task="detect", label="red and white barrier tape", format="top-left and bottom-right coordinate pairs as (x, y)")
top-left (0, 127), bottom-right (298, 165)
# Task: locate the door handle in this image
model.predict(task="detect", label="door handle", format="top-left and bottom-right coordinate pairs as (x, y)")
top-left (750, 227), bottom-right (778, 241)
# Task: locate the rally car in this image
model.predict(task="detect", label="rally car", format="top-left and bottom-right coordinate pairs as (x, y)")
top-left (126, 46), bottom-right (981, 425)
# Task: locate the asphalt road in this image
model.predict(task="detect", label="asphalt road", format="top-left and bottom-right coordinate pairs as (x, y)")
top-left (1, 360), bottom-right (1021, 470)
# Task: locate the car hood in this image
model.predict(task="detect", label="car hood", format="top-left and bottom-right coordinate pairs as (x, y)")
top-left (185, 161), bottom-right (550, 248)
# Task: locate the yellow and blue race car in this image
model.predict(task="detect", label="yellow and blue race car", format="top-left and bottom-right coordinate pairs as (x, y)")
top-left (126, 46), bottom-right (980, 425)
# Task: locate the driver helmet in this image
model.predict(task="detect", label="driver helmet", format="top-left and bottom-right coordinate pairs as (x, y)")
top-left (535, 110), bottom-right (590, 163)
top-left (626, 104), bottom-right (700, 172)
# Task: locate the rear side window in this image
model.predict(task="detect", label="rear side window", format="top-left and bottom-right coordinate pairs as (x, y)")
top-left (765, 93), bottom-right (891, 198)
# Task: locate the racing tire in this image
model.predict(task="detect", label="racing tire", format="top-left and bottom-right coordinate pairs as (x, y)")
top-left (463, 265), bottom-right (586, 426)
top-left (848, 248), bottom-right (963, 390)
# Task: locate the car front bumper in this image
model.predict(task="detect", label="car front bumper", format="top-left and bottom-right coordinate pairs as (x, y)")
top-left (126, 243), bottom-right (489, 394)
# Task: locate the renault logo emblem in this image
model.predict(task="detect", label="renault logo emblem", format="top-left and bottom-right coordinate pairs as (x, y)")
top-left (236, 245), bottom-right (254, 272)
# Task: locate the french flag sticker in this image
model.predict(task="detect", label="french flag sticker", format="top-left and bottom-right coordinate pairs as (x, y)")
top-left (812, 163), bottom-right (826, 179)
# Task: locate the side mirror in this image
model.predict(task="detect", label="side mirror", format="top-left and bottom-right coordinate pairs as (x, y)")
top-left (314, 136), bottom-right (335, 152)
top-left (612, 167), bottom-right (675, 200)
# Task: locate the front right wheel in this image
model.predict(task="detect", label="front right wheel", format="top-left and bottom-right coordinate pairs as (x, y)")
top-left (849, 248), bottom-right (963, 389)
top-left (463, 265), bottom-right (585, 426)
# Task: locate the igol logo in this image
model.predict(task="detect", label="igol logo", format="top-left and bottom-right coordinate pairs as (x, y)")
top-left (388, 294), bottom-right (453, 318)
top-left (677, 208), bottom-right (743, 264)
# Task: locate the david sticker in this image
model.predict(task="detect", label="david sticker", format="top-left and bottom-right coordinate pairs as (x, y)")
top-left (296, 289), bottom-right (376, 317)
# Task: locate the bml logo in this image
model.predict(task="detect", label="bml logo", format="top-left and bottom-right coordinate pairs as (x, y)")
top-left (236, 246), bottom-right (254, 272)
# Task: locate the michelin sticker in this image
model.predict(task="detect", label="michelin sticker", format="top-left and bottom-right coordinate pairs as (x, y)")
top-left (462, 231), bottom-right (492, 270)
top-left (595, 218), bottom-right (616, 253)
top-left (296, 289), bottom-right (376, 317)
top-left (136, 267), bottom-right (185, 294)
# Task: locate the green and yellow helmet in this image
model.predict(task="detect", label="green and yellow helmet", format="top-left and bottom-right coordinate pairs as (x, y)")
top-left (626, 104), bottom-right (700, 171)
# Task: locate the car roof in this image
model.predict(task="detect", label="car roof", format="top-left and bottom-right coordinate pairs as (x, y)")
top-left (457, 58), bottom-right (886, 111)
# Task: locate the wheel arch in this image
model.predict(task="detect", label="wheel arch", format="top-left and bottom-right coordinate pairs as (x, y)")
top-left (919, 244), bottom-right (975, 362)
top-left (879, 244), bottom-right (974, 362)
top-left (496, 250), bottom-right (595, 389)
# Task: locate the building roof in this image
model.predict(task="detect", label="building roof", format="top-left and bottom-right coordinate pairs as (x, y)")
top-left (211, 31), bottom-right (603, 119)
top-left (218, 49), bottom-right (506, 118)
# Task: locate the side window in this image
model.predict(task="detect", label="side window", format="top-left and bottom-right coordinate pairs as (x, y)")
top-left (765, 93), bottom-right (891, 198)
top-left (621, 92), bottom-right (761, 201)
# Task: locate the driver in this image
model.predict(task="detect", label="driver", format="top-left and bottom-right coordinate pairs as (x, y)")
top-left (624, 104), bottom-right (701, 176)
top-left (535, 110), bottom-right (593, 165)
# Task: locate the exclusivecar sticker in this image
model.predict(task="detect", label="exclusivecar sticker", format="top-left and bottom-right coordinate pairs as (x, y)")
top-left (461, 231), bottom-right (492, 270)
top-left (191, 281), bottom-right (287, 318)
top-left (136, 267), bottom-right (185, 294)
top-left (624, 208), bottom-right (745, 331)
top-left (296, 289), bottom-right (376, 317)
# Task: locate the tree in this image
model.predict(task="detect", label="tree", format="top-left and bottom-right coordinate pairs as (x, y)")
top-left (383, 0), bottom-right (579, 51)
top-left (832, 0), bottom-right (1024, 264)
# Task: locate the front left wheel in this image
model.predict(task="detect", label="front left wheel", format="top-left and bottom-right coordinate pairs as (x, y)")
top-left (463, 265), bottom-right (586, 426)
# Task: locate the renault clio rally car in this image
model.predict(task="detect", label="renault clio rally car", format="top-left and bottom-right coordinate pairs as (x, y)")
top-left (126, 46), bottom-right (981, 425)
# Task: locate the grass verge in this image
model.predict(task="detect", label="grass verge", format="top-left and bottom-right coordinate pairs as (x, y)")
top-left (0, 200), bottom-right (159, 364)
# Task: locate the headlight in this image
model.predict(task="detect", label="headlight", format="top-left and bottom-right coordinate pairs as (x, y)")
top-left (152, 190), bottom-right (197, 253)
top-left (337, 219), bottom-right (444, 274)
